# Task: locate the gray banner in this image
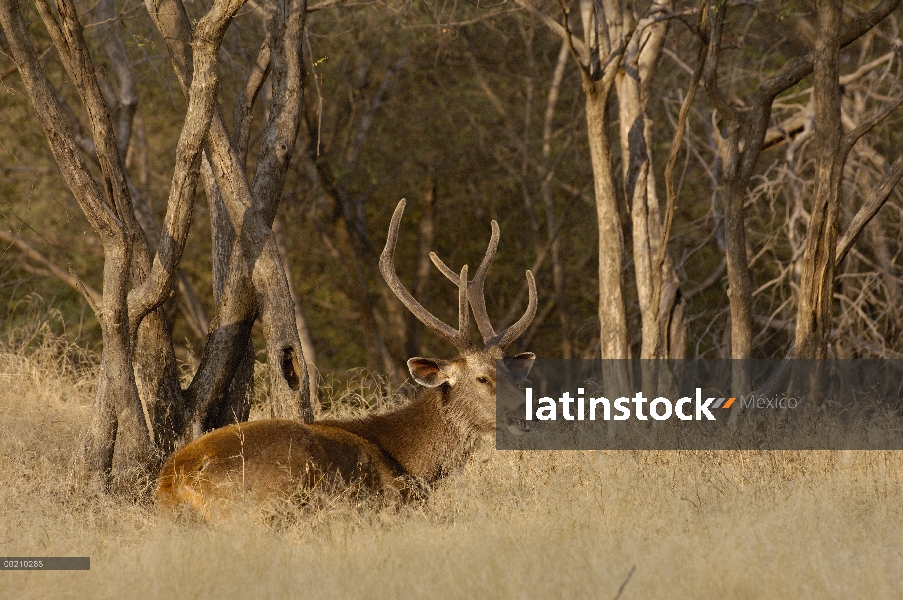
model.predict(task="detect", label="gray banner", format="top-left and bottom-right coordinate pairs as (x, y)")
top-left (496, 359), bottom-right (903, 450)
top-left (0, 557), bottom-right (90, 570)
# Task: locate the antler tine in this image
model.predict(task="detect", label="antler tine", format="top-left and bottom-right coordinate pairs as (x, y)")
top-left (380, 200), bottom-right (471, 350)
top-left (429, 251), bottom-right (458, 283)
top-left (487, 270), bottom-right (537, 350)
top-left (467, 220), bottom-right (500, 343)
top-left (425, 254), bottom-right (471, 349)
top-left (457, 264), bottom-right (469, 343)
top-left (429, 220), bottom-right (502, 344)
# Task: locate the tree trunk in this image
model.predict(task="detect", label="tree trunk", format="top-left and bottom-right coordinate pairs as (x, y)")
top-left (406, 181), bottom-right (438, 359)
top-left (541, 39), bottom-right (573, 359)
top-left (795, 0), bottom-right (844, 360)
top-left (146, 0), bottom-right (313, 426)
top-left (584, 78), bottom-right (629, 360)
top-left (274, 214), bottom-right (319, 411)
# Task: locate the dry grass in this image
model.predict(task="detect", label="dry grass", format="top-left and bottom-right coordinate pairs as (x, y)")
top-left (2, 342), bottom-right (903, 599)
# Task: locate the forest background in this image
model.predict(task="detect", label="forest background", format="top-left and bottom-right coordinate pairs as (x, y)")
top-left (2, 0), bottom-right (903, 488)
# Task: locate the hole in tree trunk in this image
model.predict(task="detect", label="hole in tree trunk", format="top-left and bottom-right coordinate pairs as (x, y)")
top-left (281, 347), bottom-right (301, 391)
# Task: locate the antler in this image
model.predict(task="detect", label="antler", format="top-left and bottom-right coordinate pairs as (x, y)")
top-left (430, 217), bottom-right (537, 350)
top-left (380, 199), bottom-right (472, 351)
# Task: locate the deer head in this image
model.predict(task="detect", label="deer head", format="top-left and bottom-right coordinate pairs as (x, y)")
top-left (379, 199), bottom-right (537, 437)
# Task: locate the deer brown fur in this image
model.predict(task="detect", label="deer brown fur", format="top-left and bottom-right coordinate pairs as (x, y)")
top-left (155, 200), bottom-right (537, 515)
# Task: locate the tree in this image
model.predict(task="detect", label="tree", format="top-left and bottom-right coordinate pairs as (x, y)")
top-left (0, 0), bottom-right (312, 495)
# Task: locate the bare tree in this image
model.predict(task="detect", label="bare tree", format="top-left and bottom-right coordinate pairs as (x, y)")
top-left (703, 0), bottom-right (901, 364)
top-left (0, 0), bottom-right (313, 495)
top-left (612, 0), bottom-right (688, 361)
top-left (795, 0), bottom-right (903, 360)
top-left (508, 0), bottom-right (701, 365)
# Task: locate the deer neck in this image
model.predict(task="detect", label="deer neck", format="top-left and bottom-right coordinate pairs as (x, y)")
top-left (334, 388), bottom-right (476, 481)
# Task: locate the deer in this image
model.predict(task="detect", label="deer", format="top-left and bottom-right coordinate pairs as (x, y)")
top-left (154, 199), bottom-right (537, 515)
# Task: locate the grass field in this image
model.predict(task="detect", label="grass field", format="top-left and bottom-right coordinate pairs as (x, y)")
top-left (2, 341), bottom-right (903, 599)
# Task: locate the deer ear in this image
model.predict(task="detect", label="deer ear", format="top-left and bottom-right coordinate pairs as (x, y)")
top-left (504, 352), bottom-right (535, 384)
top-left (407, 358), bottom-right (457, 387)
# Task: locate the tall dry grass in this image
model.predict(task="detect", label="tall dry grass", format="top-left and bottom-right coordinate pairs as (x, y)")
top-left (2, 333), bottom-right (902, 599)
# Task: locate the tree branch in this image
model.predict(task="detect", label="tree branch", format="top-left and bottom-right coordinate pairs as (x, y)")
top-left (233, 31), bottom-right (271, 167)
top-left (128, 0), bottom-right (250, 335)
top-left (513, 0), bottom-right (587, 63)
top-left (33, 0), bottom-right (137, 225)
top-left (0, 0), bottom-right (121, 239)
top-left (0, 227), bottom-right (102, 307)
top-left (758, 0), bottom-right (902, 101)
top-left (659, 0), bottom-right (708, 274)
top-left (249, 0), bottom-right (305, 213)
top-left (93, 0), bottom-right (137, 158)
top-left (842, 89), bottom-right (903, 155)
top-left (835, 155), bottom-right (903, 266)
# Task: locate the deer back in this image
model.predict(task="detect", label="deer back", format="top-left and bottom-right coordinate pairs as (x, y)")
top-left (155, 419), bottom-right (408, 514)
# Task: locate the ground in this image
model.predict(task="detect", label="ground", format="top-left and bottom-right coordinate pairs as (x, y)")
top-left (1, 345), bottom-right (902, 599)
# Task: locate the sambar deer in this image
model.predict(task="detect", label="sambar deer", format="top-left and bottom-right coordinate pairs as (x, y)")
top-left (155, 199), bottom-right (537, 514)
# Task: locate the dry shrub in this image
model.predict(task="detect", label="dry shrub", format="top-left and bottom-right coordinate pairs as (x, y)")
top-left (248, 365), bottom-right (406, 422)
top-left (2, 340), bottom-right (902, 598)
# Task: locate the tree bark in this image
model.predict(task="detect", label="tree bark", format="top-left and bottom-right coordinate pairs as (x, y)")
top-left (614, 0), bottom-right (686, 361)
top-left (146, 0), bottom-right (313, 425)
top-left (584, 79), bottom-right (629, 360)
top-left (274, 213), bottom-right (319, 410)
top-left (2, 0), bottom-right (316, 492)
top-left (795, 0), bottom-right (844, 360)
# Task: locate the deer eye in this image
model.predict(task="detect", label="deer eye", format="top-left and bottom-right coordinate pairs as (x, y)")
top-left (477, 376), bottom-right (489, 384)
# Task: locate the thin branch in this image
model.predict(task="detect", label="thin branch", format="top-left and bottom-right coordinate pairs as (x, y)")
top-left (500, 192), bottom-right (580, 327)
top-left (661, 46), bottom-right (693, 76)
top-left (612, 566), bottom-right (636, 600)
top-left (345, 52), bottom-right (407, 166)
top-left (72, 268), bottom-right (102, 317)
top-left (659, 0), bottom-right (708, 273)
top-left (842, 89), bottom-right (903, 155)
top-left (701, 1), bottom-right (738, 124)
top-left (513, 0), bottom-right (587, 63)
top-left (839, 50), bottom-right (896, 86)
top-left (555, 0), bottom-right (589, 76)
top-left (685, 257), bottom-right (726, 299)
top-left (233, 31), bottom-right (271, 167)
top-left (0, 227), bottom-right (102, 307)
top-left (0, 44), bottom-right (52, 80)
top-left (307, 0), bottom-right (351, 10)
top-left (835, 155), bottom-right (903, 266)
top-left (467, 48), bottom-right (509, 118)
